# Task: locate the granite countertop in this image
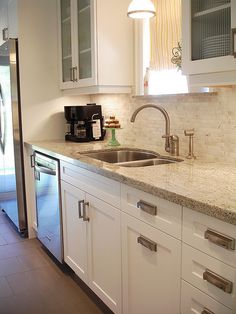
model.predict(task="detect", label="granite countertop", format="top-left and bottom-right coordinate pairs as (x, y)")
top-left (25, 140), bottom-right (236, 225)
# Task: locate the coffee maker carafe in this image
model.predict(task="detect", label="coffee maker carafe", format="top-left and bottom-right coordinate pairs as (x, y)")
top-left (64, 104), bottom-right (105, 142)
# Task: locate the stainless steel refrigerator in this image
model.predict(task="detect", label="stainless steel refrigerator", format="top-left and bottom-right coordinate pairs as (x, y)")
top-left (0, 39), bottom-right (27, 235)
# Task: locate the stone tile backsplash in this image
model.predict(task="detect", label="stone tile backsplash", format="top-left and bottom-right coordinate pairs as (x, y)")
top-left (90, 87), bottom-right (236, 163)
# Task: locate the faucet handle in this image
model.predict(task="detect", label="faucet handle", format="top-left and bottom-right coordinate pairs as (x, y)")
top-left (162, 134), bottom-right (179, 156)
top-left (184, 129), bottom-right (194, 137)
top-left (162, 134), bottom-right (171, 139)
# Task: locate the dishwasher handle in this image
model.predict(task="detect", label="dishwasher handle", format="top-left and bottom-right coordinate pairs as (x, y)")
top-left (35, 165), bottom-right (56, 176)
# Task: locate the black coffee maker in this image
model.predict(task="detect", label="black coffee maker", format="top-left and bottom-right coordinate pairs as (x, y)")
top-left (64, 104), bottom-right (105, 142)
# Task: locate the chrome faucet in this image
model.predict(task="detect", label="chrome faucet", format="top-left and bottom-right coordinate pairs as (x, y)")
top-left (130, 104), bottom-right (179, 156)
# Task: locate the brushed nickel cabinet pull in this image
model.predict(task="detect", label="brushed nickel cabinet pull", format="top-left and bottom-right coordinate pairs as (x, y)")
top-left (202, 308), bottom-right (215, 314)
top-left (232, 28), bottom-right (236, 58)
top-left (203, 269), bottom-right (233, 294)
top-left (204, 228), bottom-right (235, 251)
top-left (2, 28), bottom-right (8, 41)
top-left (70, 67), bottom-right (74, 81)
top-left (83, 202), bottom-right (89, 222)
top-left (137, 200), bottom-right (157, 216)
top-left (30, 154), bottom-right (35, 168)
top-left (78, 200), bottom-right (84, 219)
top-left (72, 67), bottom-right (78, 82)
top-left (137, 235), bottom-right (157, 252)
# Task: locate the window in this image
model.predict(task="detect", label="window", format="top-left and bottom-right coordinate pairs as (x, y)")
top-left (136, 0), bottom-right (189, 95)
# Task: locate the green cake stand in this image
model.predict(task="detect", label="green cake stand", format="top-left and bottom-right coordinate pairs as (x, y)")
top-left (106, 128), bottom-right (121, 146)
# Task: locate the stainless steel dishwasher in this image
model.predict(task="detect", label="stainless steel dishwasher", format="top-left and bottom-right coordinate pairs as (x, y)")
top-left (34, 152), bottom-right (63, 263)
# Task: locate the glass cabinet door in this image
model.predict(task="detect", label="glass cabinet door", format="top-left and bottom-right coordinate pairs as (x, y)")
top-left (60, 0), bottom-right (73, 82)
top-left (191, 0), bottom-right (231, 61)
top-left (77, 0), bottom-right (92, 80)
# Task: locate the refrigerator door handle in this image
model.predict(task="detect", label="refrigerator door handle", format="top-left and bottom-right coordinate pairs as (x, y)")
top-left (0, 84), bottom-right (5, 154)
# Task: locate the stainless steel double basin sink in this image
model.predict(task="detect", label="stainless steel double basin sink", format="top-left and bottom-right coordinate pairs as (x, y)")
top-left (81, 149), bottom-right (183, 167)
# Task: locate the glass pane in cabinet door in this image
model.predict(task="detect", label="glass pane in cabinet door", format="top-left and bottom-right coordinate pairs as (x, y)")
top-left (77, 0), bottom-right (92, 80)
top-left (61, 0), bottom-right (72, 82)
top-left (79, 50), bottom-right (92, 79)
top-left (191, 0), bottom-right (231, 61)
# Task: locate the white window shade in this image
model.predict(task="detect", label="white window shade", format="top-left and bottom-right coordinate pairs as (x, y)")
top-left (150, 0), bottom-right (181, 71)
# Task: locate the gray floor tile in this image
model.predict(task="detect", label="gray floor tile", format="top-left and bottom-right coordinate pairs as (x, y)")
top-left (0, 256), bottom-right (29, 276)
top-left (0, 234), bottom-right (7, 246)
top-left (0, 219), bottom-right (105, 314)
top-left (0, 223), bottom-right (14, 235)
top-left (2, 230), bottom-right (26, 244)
top-left (0, 277), bottom-right (13, 298)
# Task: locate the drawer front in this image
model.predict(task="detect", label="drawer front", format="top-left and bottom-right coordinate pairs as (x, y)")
top-left (121, 184), bottom-right (182, 239)
top-left (183, 207), bottom-right (236, 268)
top-left (60, 161), bottom-right (120, 208)
top-left (182, 244), bottom-right (236, 309)
top-left (122, 212), bottom-right (181, 314)
top-left (181, 280), bottom-right (232, 314)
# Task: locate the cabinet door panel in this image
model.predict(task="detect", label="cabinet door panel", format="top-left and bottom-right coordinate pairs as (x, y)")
top-left (122, 212), bottom-right (181, 314)
top-left (61, 180), bottom-right (88, 283)
top-left (59, 0), bottom-right (73, 85)
top-left (87, 193), bottom-right (121, 314)
top-left (182, 0), bottom-right (236, 75)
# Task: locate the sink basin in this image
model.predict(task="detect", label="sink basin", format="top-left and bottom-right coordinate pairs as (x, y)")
top-left (82, 150), bottom-right (160, 163)
top-left (116, 158), bottom-right (179, 167)
top-left (82, 149), bottom-right (183, 167)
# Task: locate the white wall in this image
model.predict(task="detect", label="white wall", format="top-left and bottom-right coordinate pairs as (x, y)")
top-left (18, 0), bottom-right (90, 142)
top-left (16, 0), bottom-right (90, 237)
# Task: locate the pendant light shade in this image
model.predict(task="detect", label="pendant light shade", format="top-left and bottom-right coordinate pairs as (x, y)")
top-left (127, 0), bottom-right (156, 19)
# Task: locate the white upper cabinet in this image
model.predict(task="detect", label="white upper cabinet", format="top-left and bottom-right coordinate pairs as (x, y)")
top-left (58, 0), bottom-right (133, 94)
top-left (0, 0), bottom-right (18, 46)
top-left (182, 0), bottom-right (236, 86)
top-left (0, 0), bottom-right (9, 45)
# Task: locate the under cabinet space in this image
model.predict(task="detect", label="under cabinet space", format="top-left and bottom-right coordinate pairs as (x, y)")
top-left (121, 212), bottom-right (181, 314)
top-left (121, 184), bottom-right (182, 239)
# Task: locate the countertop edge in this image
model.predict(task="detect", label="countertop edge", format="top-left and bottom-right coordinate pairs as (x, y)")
top-left (25, 142), bottom-right (236, 226)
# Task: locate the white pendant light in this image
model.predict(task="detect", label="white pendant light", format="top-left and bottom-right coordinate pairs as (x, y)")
top-left (127, 0), bottom-right (156, 19)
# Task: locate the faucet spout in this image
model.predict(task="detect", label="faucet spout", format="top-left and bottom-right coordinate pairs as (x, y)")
top-left (130, 104), bottom-right (172, 153)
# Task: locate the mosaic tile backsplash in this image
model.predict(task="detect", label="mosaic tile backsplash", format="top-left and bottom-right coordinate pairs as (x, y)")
top-left (90, 87), bottom-right (236, 163)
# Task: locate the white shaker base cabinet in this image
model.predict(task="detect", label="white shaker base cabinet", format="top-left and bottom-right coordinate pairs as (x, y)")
top-left (86, 193), bottom-right (121, 314)
top-left (61, 181), bottom-right (88, 283)
top-left (121, 212), bottom-right (181, 314)
top-left (61, 180), bottom-right (121, 313)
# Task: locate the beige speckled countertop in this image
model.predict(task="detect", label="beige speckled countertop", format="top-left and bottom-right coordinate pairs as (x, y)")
top-left (25, 140), bottom-right (236, 225)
